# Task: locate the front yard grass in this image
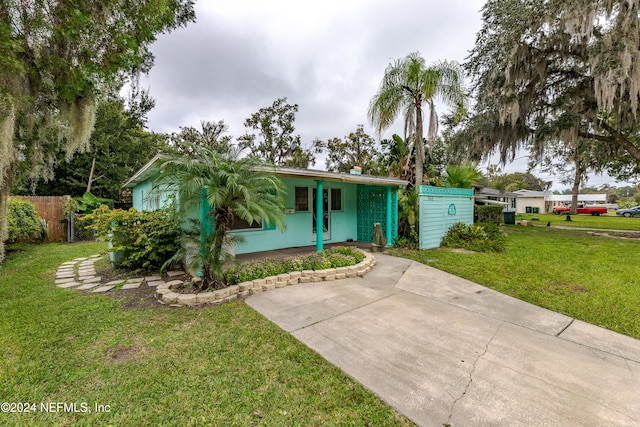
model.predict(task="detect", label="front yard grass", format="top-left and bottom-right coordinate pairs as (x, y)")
top-left (518, 212), bottom-right (640, 231)
top-left (389, 226), bottom-right (640, 340)
top-left (0, 242), bottom-right (412, 426)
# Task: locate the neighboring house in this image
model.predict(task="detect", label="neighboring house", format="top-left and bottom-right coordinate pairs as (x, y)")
top-left (512, 191), bottom-right (608, 214)
top-left (513, 189), bottom-right (550, 214)
top-left (546, 193), bottom-right (607, 208)
top-left (474, 187), bottom-right (518, 211)
top-left (123, 155), bottom-right (407, 255)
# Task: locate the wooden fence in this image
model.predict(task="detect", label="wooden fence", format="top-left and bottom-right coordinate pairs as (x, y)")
top-left (15, 196), bottom-right (68, 242)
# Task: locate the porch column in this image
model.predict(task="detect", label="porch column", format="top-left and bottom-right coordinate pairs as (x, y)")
top-left (386, 186), bottom-right (392, 247)
top-left (315, 179), bottom-right (324, 252)
top-left (198, 188), bottom-right (212, 277)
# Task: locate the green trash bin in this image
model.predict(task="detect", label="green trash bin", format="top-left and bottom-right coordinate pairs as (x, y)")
top-left (503, 211), bottom-right (516, 225)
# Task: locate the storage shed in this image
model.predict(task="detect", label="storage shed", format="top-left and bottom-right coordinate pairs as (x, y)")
top-left (418, 186), bottom-right (474, 250)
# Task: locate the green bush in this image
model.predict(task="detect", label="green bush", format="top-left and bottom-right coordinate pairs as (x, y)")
top-left (7, 197), bottom-right (42, 243)
top-left (82, 205), bottom-right (182, 272)
top-left (440, 221), bottom-right (506, 253)
top-left (394, 225), bottom-right (419, 249)
top-left (475, 204), bottom-right (505, 224)
top-left (224, 246), bottom-right (366, 285)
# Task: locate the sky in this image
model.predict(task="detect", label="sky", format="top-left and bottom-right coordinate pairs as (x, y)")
top-left (138, 0), bottom-right (628, 191)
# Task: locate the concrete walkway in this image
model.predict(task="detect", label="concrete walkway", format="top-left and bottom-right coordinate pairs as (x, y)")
top-left (246, 253), bottom-right (640, 426)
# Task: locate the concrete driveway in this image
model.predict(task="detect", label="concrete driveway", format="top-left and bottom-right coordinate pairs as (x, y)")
top-left (246, 253), bottom-right (640, 426)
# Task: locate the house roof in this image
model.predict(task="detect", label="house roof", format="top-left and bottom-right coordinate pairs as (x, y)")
top-left (546, 194), bottom-right (607, 202)
top-left (122, 155), bottom-right (408, 189)
top-left (513, 189), bottom-right (550, 198)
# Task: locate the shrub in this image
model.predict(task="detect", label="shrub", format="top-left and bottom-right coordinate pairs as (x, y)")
top-left (393, 226), bottom-right (419, 249)
top-left (224, 246), bottom-right (366, 285)
top-left (475, 204), bottom-right (505, 225)
top-left (440, 221), bottom-right (506, 253)
top-left (7, 197), bottom-right (42, 243)
top-left (82, 205), bottom-right (182, 272)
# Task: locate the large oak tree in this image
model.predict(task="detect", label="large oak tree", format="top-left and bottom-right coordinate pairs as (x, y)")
top-left (465, 0), bottom-right (640, 165)
top-left (0, 0), bottom-right (195, 260)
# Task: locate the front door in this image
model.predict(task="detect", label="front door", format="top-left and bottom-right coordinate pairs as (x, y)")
top-left (312, 187), bottom-right (330, 241)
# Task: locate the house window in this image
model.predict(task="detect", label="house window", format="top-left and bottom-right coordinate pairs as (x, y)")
top-left (146, 190), bottom-right (162, 211)
top-left (231, 217), bottom-right (262, 231)
top-left (330, 188), bottom-right (342, 211)
top-left (295, 186), bottom-right (309, 211)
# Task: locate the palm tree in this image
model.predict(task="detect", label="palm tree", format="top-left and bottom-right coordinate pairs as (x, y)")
top-left (368, 52), bottom-right (467, 188)
top-left (442, 163), bottom-right (483, 189)
top-left (154, 145), bottom-right (286, 288)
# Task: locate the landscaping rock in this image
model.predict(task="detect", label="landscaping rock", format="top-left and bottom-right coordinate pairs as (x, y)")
top-left (164, 280), bottom-right (183, 287)
top-left (76, 282), bottom-right (102, 290)
top-left (92, 285), bottom-right (115, 293)
top-left (166, 270), bottom-right (184, 277)
top-left (196, 292), bottom-right (216, 304)
top-left (177, 294), bottom-right (198, 306)
top-left (163, 292), bottom-right (180, 304)
top-left (239, 281), bottom-right (254, 291)
top-left (147, 280), bottom-right (165, 287)
top-left (57, 282), bottom-right (81, 288)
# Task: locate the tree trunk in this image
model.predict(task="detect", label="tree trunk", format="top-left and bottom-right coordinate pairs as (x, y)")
top-left (86, 157), bottom-right (96, 193)
top-left (415, 105), bottom-right (424, 188)
top-left (570, 158), bottom-right (585, 215)
top-left (0, 183), bottom-right (9, 261)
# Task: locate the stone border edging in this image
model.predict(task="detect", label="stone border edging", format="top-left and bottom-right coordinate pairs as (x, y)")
top-left (155, 249), bottom-right (376, 307)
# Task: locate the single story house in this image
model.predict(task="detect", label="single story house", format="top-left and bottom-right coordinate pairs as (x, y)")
top-left (474, 187), bottom-right (518, 211)
top-left (546, 193), bottom-right (607, 208)
top-left (513, 189), bottom-right (551, 214)
top-left (123, 155), bottom-right (408, 255)
top-left (512, 190), bottom-right (608, 214)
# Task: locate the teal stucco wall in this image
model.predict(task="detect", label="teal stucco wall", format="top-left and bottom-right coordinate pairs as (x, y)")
top-left (418, 186), bottom-right (474, 250)
top-left (232, 177), bottom-right (358, 254)
top-left (131, 178), bottom-right (176, 211)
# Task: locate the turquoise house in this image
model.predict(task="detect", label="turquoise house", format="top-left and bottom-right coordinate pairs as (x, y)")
top-left (123, 155), bottom-right (407, 255)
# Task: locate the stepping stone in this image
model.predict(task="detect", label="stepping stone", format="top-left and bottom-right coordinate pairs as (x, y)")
top-left (78, 271), bottom-right (96, 277)
top-left (91, 285), bottom-right (114, 293)
top-left (61, 261), bottom-right (77, 266)
top-left (105, 280), bottom-right (126, 286)
top-left (121, 282), bottom-right (141, 290)
top-left (73, 257), bottom-right (89, 261)
top-left (126, 278), bottom-right (144, 283)
top-left (147, 280), bottom-right (165, 287)
top-left (76, 282), bottom-right (102, 290)
top-left (165, 280), bottom-right (183, 287)
top-left (89, 254), bottom-right (101, 258)
top-left (55, 278), bottom-right (77, 284)
top-left (56, 273), bottom-right (75, 279)
top-left (144, 275), bottom-right (162, 282)
top-left (166, 270), bottom-right (185, 277)
top-left (81, 276), bottom-right (102, 283)
top-left (57, 282), bottom-right (82, 289)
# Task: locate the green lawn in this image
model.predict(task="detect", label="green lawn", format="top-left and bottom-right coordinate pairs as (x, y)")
top-left (517, 212), bottom-right (640, 231)
top-left (389, 226), bottom-right (640, 340)
top-left (0, 242), bottom-right (412, 426)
